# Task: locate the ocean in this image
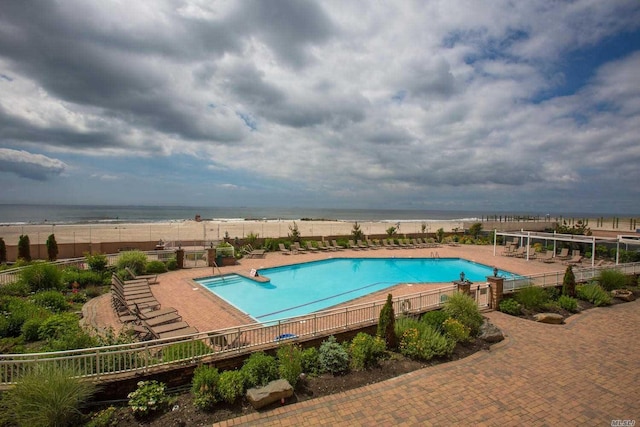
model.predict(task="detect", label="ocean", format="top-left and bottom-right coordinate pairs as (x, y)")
top-left (0, 204), bottom-right (619, 226)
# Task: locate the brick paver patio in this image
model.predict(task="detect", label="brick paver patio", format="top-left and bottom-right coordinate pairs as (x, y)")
top-left (213, 298), bottom-right (640, 426)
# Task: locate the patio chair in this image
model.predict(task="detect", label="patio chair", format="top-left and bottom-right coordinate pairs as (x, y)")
top-left (306, 241), bottom-right (319, 252)
top-left (316, 241), bottom-right (329, 250)
top-left (125, 267), bottom-right (159, 285)
top-left (331, 240), bottom-right (346, 250)
top-left (292, 242), bottom-right (308, 253)
top-left (557, 248), bottom-right (570, 260)
top-left (563, 255), bottom-right (583, 265)
top-left (278, 243), bottom-right (294, 255)
top-left (537, 251), bottom-right (555, 263)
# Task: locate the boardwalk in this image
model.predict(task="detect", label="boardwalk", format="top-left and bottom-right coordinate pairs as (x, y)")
top-left (214, 298), bottom-right (640, 426)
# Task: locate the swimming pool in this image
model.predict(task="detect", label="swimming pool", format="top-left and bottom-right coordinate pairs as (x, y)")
top-left (197, 258), bottom-right (512, 322)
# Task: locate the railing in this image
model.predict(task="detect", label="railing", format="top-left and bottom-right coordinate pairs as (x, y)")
top-left (0, 250), bottom-right (176, 286)
top-left (0, 285), bottom-right (458, 387)
top-left (503, 261), bottom-right (640, 293)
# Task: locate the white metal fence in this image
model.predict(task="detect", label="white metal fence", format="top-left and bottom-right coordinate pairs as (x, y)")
top-left (503, 261), bottom-right (640, 293)
top-left (0, 285), bottom-right (461, 387)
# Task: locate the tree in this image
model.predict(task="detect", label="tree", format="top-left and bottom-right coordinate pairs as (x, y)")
top-left (0, 237), bottom-right (6, 264)
top-left (562, 265), bottom-right (576, 297)
top-left (288, 222), bottom-right (301, 242)
top-left (377, 294), bottom-right (397, 349)
top-left (385, 226), bottom-right (397, 237)
top-left (468, 223), bottom-right (483, 239)
top-left (46, 234), bottom-right (59, 261)
top-left (351, 221), bottom-right (364, 241)
top-left (17, 235), bottom-right (31, 262)
top-left (435, 228), bottom-right (445, 243)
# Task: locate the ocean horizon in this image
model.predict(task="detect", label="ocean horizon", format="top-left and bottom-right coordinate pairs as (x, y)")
top-left (0, 204), bottom-right (634, 226)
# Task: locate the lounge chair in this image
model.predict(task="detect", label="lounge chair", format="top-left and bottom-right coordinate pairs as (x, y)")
top-left (292, 242), bottom-right (308, 253)
top-left (356, 240), bottom-right (369, 249)
top-left (306, 241), bottom-right (319, 252)
top-left (278, 243), bottom-right (294, 255)
top-left (143, 321), bottom-right (193, 339)
top-left (331, 240), bottom-right (346, 250)
top-left (383, 239), bottom-right (398, 249)
top-left (557, 248), bottom-right (570, 260)
top-left (125, 267), bottom-right (159, 285)
top-left (243, 244), bottom-right (266, 258)
top-left (563, 255), bottom-right (583, 265)
top-left (366, 239), bottom-right (381, 249)
top-left (315, 241), bottom-right (329, 251)
top-left (537, 251), bottom-right (555, 263)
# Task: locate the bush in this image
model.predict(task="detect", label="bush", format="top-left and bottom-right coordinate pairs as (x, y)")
top-left (0, 297), bottom-right (48, 338)
top-left (0, 366), bottom-right (96, 427)
top-left (349, 332), bottom-right (386, 371)
top-left (61, 269), bottom-right (106, 288)
top-left (420, 310), bottom-right (450, 333)
top-left (38, 312), bottom-right (97, 351)
top-left (46, 234), bottom-right (59, 261)
top-left (128, 380), bottom-right (171, 418)
top-left (577, 283), bottom-right (612, 306)
top-left (442, 318), bottom-right (471, 343)
top-left (443, 292), bottom-right (483, 336)
top-left (166, 258), bottom-right (178, 271)
top-left (557, 295), bottom-right (579, 312)
top-left (318, 335), bottom-right (350, 375)
top-left (85, 252), bottom-right (109, 272)
top-left (17, 234), bottom-right (31, 261)
top-left (217, 370), bottom-right (245, 404)
top-left (0, 281), bottom-right (30, 297)
top-left (562, 266), bottom-right (577, 297)
top-left (145, 260), bottom-right (168, 274)
top-left (301, 347), bottom-right (321, 376)
top-left (116, 251), bottom-right (148, 276)
top-left (241, 351), bottom-right (278, 388)
top-left (498, 298), bottom-right (522, 315)
top-left (20, 262), bottom-right (64, 292)
top-left (377, 294), bottom-right (397, 349)
top-left (191, 365), bottom-right (220, 411)
top-left (597, 269), bottom-right (629, 291)
top-left (86, 406), bottom-right (117, 427)
top-left (395, 317), bottom-right (454, 361)
top-left (0, 237), bottom-right (6, 264)
top-left (277, 343), bottom-right (304, 387)
top-left (32, 290), bottom-right (69, 313)
top-left (85, 285), bottom-right (104, 299)
top-left (514, 285), bottom-right (548, 310)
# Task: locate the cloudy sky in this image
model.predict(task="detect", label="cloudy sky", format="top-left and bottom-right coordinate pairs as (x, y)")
top-left (1, 0), bottom-right (639, 214)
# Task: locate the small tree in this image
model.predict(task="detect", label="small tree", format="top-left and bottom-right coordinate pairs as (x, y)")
top-left (351, 222), bottom-right (364, 241)
top-left (18, 235), bottom-right (31, 261)
top-left (0, 237), bottom-right (6, 263)
top-left (421, 222), bottom-right (427, 235)
top-left (562, 265), bottom-right (576, 297)
top-left (386, 226), bottom-right (397, 237)
top-left (377, 294), bottom-right (397, 349)
top-left (46, 234), bottom-right (59, 261)
top-left (468, 223), bottom-right (483, 239)
top-left (288, 222), bottom-right (301, 242)
top-left (435, 228), bottom-right (445, 243)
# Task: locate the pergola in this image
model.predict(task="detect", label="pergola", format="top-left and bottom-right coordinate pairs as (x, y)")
top-left (492, 230), bottom-right (624, 267)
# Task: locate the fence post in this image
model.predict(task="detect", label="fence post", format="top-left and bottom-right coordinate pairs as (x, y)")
top-left (487, 276), bottom-right (504, 310)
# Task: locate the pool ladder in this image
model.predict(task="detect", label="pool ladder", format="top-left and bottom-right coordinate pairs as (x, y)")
top-left (430, 251), bottom-right (440, 258)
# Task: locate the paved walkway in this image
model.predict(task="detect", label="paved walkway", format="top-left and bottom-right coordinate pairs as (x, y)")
top-left (214, 299), bottom-right (640, 426)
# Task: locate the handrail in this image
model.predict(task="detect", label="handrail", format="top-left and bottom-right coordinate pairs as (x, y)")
top-left (0, 285), bottom-right (458, 387)
top-left (503, 261), bottom-right (640, 292)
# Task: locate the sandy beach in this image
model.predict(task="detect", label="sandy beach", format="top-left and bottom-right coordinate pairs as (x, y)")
top-left (1, 216), bottom-right (637, 247)
top-left (0, 219), bottom-right (466, 246)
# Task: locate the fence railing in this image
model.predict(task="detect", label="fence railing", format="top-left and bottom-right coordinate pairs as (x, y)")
top-left (0, 285), bottom-right (459, 387)
top-left (503, 261), bottom-right (640, 293)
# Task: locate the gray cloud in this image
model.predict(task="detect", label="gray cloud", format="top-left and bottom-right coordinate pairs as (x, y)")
top-left (0, 148), bottom-right (67, 180)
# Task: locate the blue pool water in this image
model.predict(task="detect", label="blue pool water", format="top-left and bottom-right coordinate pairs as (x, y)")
top-left (197, 258), bottom-right (512, 322)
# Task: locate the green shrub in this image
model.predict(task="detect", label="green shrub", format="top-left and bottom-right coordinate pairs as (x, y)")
top-left (301, 347), bottom-right (321, 376)
top-left (85, 285), bottom-right (103, 299)
top-left (277, 343), bottom-right (304, 387)
top-left (442, 318), bottom-right (471, 343)
top-left (85, 252), bottom-right (109, 272)
top-left (38, 312), bottom-right (97, 351)
top-left (191, 365), bottom-right (220, 411)
top-left (376, 294), bottom-right (397, 349)
top-left (61, 269), bottom-right (106, 288)
top-left (395, 317), bottom-right (454, 361)
top-left (597, 269), bottom-right (629, 291)
top-left (577, 283), bottom-right (612, 306)
top-left (19, 262), bottom-right (64, 292)
top-left (0, 366), bottom-right (96, 427)
top-left (166, 258), bottom-right (178, 271)
top-left (562, 266), bottom-right (577, 297)
top-left (545, 286), bottom-right (560, 300)
top-left (443, 292), bottom-right (483, 336)
top-left (498, 298), bottom-right (522, 315)
top-left (0, 297), bottom-right (48, 338)
top-left (128, 380), bottom-right (171, 418)
top-left (145, 260), bottom-right (167, 274)
top-left (46, 234), bottom-right (59, 261)
top-left (116, 251), bottom-right (148, 276)
top-left (32, 290), bottom-right (69, 313)
top-left (163, 341), bottom-right (211, 362)
top-left (85, 406), bottom-right (117, 427)
top-left (68, 291), bottom-right (88, 304)
top-left (21, 316), bottom-right (48, 342)
top-left (420, 310), bottom-right (450, 333)
top-left (0, 281), bottom-right (30, 297)
top-left (217, 370), bottom-right (245, 404)
top-left (514, 285), bottom-right (548, 310)
top-left (241, 351), bottom-right (278, 388)
top-left (318, 335), bottom-right (350, 375)
top-left (0, 237), bottom-right (6, 264)
top-left (557, 295), bottom-right (579, 312)
top-left (349, 332), bottom-right (386, 371)
top-left (17, 234), bottom-right (31, 261)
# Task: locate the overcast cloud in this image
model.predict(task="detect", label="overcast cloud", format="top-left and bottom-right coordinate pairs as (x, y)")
top-left (1, 0), bottom-right (639, 214)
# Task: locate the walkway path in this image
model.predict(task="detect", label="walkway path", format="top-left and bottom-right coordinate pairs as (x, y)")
top-left (214, 299), bottom-right (640, 426)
